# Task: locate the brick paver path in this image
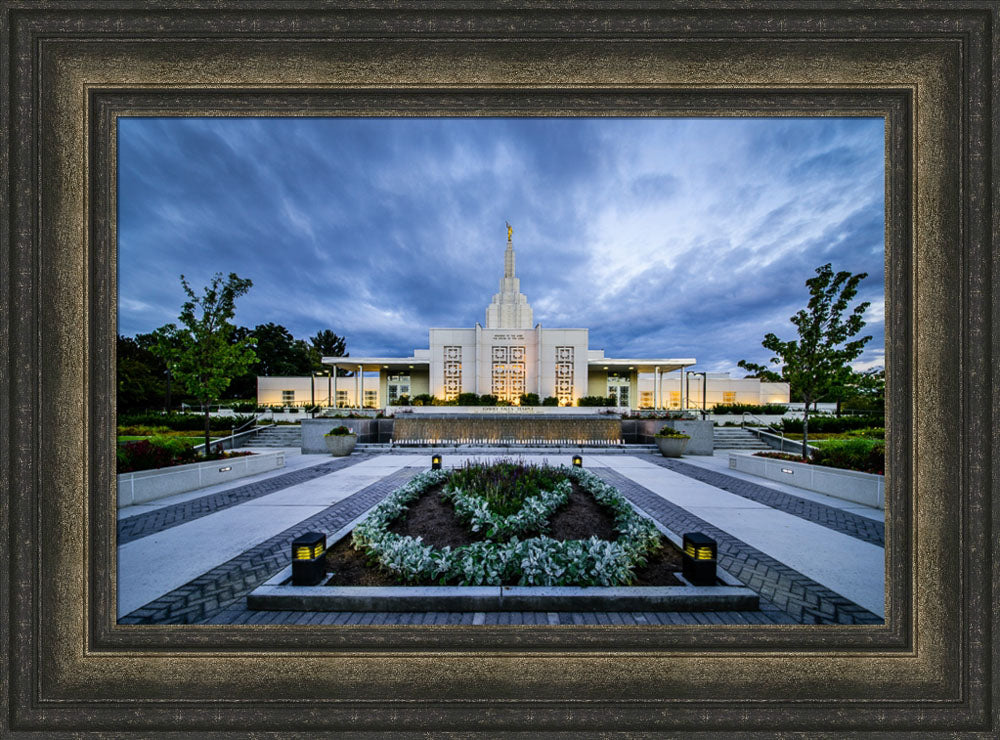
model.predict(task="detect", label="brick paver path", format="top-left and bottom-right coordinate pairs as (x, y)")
top-left (119, 466), bottom-right (418, 624)
top-left (594, 468), bottom-right (883, 625)
top-left (644, 455), bottom-right (885, 547)
top-left (117, 454), bottom-right (372, 545)
top-left (119, 457), bottom-right (882, 626)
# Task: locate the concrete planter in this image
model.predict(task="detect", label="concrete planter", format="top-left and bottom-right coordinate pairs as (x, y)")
top-left (117, 451), bottom-right (285, 508)
top-left (324, 434), bottom-right (357, 456)
top-left (729, 452), bottom-right (885, 509)
top-left (655, 435), bottom-right (690, 457)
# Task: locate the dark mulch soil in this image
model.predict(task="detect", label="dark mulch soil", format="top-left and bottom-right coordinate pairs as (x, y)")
top-left (324, 482), bottom-right (684, 587)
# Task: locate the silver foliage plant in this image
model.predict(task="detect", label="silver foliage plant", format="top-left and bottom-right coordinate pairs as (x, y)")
top-left (350, 465), bottom-right (662, 587)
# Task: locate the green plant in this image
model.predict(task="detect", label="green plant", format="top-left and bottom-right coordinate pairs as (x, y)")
top-left (781, 415), bottom-right (882, 434)
top-left (654, 426), bottom-right (690, 439)
top-left (325, 425), bottom-right (355, 436)
top-left (350, 465), bottom-right (662, 587)
top-left (710, 403), bottom-right (789, 415)
top-left (519, 392), bottom-right (540, 406)
top-left (149, 272), bottom-right (256, 452)
top-left (739, 263), bottom-right (872, 457)
top-left (577, 395), bottom-right (617, 407)
top-left (541, 396), bottom-right (559, 406)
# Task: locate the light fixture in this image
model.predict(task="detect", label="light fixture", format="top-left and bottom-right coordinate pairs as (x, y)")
top-left (291, 531), bottom-right (327, 586)
top-left (681, 532), bottom-right (717, 586)
top-left (218, 466), bottom-right (232, 473)
top-left (431, 454), bottom-right (442, 470)
top-left (572, 455), bottom-right (583, 468)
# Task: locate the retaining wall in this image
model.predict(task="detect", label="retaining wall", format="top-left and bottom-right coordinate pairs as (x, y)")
top-left (117, 451), bottom-right (286, 508)
top-left (728, 453), bottom-right (884, 509)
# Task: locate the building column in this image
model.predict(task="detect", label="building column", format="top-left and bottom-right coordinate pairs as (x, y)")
top-left (332, 365), bottom-right (337, 407)
top-left (357, 365), bottom-right (363, 408)
top-left (654, 366), bottom-right (660, 409)
top-left (680, 367), bottom-right (687, 410)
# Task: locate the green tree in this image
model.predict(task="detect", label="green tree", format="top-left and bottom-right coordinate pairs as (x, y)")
top-left (117, 335), bottom-right (166, 412)
top-left (151, 273), bottom-right (256, 452)
top-left (309, 329), bottom-right (352, 375)
top-left (738, 264), bottom-right (872, 458)
top-left (250, 322), bottom-right (314, 376)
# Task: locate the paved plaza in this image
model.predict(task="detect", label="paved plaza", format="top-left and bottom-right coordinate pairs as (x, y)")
top-left (117, 449), bottom-right (885, 626)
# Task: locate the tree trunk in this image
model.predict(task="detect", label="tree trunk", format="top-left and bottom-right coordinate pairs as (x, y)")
top-left (204, 406), bottom-right (212, 457)
top-left (801, 398), bottom-right (810, 461)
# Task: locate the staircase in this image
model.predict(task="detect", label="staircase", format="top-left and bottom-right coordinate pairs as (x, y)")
top-left (713, 426), bottom-right (771, 450)
top-left (239, 425), bottom-right (302, 448)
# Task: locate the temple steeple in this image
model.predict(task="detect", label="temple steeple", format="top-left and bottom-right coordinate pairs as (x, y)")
top-left (486, 224), bottom-right (534, 329)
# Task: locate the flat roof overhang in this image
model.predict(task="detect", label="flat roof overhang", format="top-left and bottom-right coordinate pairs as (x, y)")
top-left (588, 358), bottom-right (697, 374)
top-left (322, 356), bottom-right (430, 373)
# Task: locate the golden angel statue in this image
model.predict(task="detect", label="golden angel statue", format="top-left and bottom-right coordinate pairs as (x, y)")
top-left (506, 221), bottom-right (513, 242)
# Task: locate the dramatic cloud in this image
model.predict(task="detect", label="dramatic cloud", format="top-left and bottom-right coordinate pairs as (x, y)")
top-left (119, 116), bottom-right (885, 374)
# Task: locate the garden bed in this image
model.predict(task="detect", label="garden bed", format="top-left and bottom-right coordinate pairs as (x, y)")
top-left (247, 461), bottom-right (759, 612)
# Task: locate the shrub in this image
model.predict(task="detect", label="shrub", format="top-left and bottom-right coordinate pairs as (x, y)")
top-left (577, 395), bottom-right (616, 407)
top-left (519, 393), bottom-right (540, 406)
top-left (654, 425), bottom-right (690, 439)
top-left (781, 415), bottom-right (884, 434)
top-left (350, 465), bottom-right (662, 587)
top-left (410, 394), bottom-right (434, 406)
top-left (711, 403), bottom-right (789, 415)
top-left (811, 438), bottom-right (884, 475)
top-left (117, 435), bottom-right (197, 473)
top-left (541, 396), bottom-right (559, 406)
top-left (117, 412), bottom-right (256, 432)
top-left (325, 425), bottom-right (355, 437)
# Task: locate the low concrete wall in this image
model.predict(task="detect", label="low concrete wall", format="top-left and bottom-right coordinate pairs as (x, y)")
top-left (301, 418), bottom-right (381, 452)
top-left (628, 419), bottom-right (713, 454)
top-left (117, 451), bottom-right (286, 508)
top-left (729, 453), bottom-right (884, 509)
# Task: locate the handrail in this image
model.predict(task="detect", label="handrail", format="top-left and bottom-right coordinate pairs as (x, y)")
top-left (195, 422), bottom-right (275, 453)
top-left (741, 411), bottom-right (785, 442)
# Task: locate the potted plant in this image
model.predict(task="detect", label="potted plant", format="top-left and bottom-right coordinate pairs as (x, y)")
top-left (324, 425), bottom-right (357, 456)
top-left (654, 426), bottom-right (690, 457)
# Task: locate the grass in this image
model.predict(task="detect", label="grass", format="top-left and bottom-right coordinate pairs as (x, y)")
top-left (446, 459), bottom-right (568, 517)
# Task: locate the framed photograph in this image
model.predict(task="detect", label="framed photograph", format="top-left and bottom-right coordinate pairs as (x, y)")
top-left (2, 2), bottom-right (996, 736)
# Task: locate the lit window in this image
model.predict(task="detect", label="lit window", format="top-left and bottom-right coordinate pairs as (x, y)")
top-left (722, 391), bottom-right (737, 404)
top-left (669, 391), bottom-right (681, 409)
top-left (281, 390), bottom-right (295, 404)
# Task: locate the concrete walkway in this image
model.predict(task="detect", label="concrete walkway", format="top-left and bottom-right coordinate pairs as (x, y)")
top-left (117, 451), bottom-right (885, 624)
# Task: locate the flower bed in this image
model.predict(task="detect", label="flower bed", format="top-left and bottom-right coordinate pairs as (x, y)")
top-left (347, 462), bottom-right (665, 587)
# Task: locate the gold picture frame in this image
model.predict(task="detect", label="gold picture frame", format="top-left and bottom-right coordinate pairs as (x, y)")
top-left (2, 2), bottom-right (995, 734)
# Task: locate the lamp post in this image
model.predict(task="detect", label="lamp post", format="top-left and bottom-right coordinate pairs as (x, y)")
top-left (687, 371), bottom-right (707, 419)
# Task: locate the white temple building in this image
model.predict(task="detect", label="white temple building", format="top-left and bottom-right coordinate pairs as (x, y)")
top-left (257, 227), bottom-right (789, 410)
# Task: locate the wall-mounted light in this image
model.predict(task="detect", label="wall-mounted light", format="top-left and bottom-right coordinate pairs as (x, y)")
top-left (781, 468), bottom-right (794, 474)
top-left (682, 532), bottom-right (717, 586)
top-left (431, 454), bottom-right (442, 470)
top-left (572, 455), bottom-right (583, 468)
top-left (291, 531), bottom-right (327, 586)
top-left (218, 466), bottom-right (232, 473)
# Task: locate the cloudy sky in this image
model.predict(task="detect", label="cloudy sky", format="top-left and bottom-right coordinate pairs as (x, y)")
top-left (118, 116), bottom-right (885, 375)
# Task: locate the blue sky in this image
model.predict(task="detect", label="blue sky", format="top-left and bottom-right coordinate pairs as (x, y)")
top-left (118, 116), bottom-right (885, 375)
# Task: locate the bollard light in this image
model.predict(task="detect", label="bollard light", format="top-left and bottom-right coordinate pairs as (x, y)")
top-left (291, 531), bottom-right (327, 586)
top-left (681, 532), bottom-right (717, 586)
top-left (431, 454), bottom-right (442, 470)
top-left (572, 455), bottom-right (583, 468)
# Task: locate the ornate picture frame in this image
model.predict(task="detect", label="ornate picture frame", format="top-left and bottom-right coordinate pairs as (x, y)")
top-left (2, 2), bottom-right (995, 735)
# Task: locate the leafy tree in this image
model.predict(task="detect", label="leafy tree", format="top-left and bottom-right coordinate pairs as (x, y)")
top-left (151, 273), bottom-right (256, 452)
top-left (838, 367), bottom-right (885, 414)
top-left (310, 329), bottom-right (352, 376)
top-left (117, 335), bottom-right (166, 412)
top-left (738, 264), bottom-right (872, 458)
top-left (250, 322), bottom-right (314, 376)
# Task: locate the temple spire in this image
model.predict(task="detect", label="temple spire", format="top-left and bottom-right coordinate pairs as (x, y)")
top-left (485, 223), bottom-right (533, 329)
